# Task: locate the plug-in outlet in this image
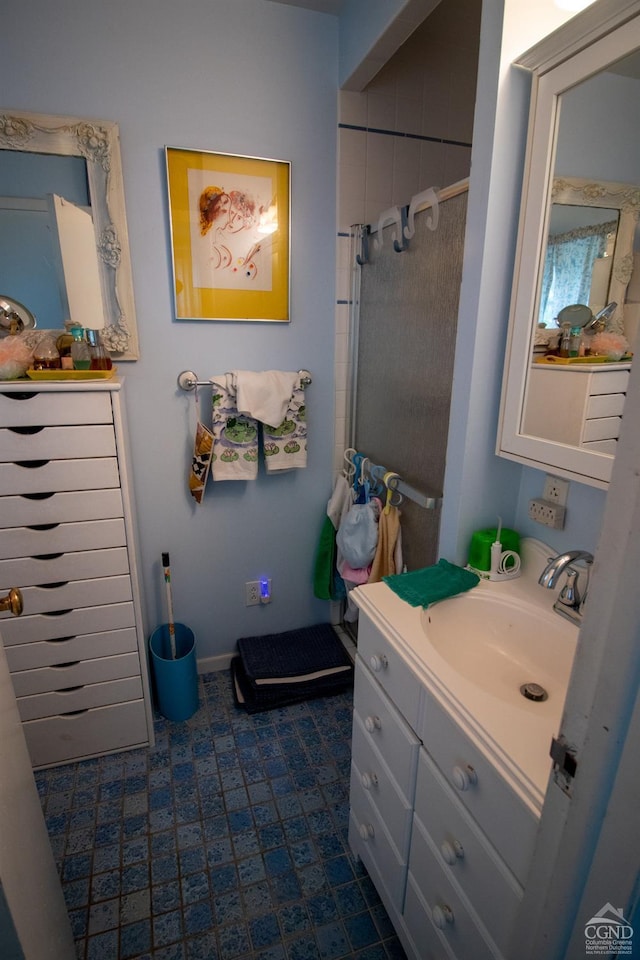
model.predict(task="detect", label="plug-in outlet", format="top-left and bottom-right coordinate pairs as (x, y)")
top-left (543, 475), bottom-right (570, 506)
top-left (245, 581), bottom-right (260, 606)
top-left (529, 498), bottom-right (565, 529)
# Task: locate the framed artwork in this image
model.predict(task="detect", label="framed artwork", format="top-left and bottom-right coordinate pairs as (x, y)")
top-left (165, 147), bottom-right (290, 322)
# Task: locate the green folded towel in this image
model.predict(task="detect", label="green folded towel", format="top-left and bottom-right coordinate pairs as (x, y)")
top-left (383, 558), bottom-right (480, 607)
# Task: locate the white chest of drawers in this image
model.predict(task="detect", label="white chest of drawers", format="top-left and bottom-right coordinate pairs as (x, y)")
top-left (349, 596), bottom-right (539, 960)
top-left (522, 363), bottom-right (630, 453)
top-left (0, 379), bottom-right (154, 768)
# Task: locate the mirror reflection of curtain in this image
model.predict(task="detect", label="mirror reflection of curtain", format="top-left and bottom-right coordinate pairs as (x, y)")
top-left (539, 219), bottom-right (616, 326)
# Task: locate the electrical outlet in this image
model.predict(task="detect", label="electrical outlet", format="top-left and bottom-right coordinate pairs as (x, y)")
top-left (543, 475), bottom-right (570, 506)
top-left (245, 581), bottom-right (260, 606)
top-left (529, 498), bottom-right (566, 529)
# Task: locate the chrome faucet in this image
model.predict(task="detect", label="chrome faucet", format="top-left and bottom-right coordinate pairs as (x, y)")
top-left (538, 550), bottom-right (594, 626)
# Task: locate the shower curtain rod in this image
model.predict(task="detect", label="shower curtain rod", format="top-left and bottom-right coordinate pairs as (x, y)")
top-left (177, 370), bottom-right (312, 392)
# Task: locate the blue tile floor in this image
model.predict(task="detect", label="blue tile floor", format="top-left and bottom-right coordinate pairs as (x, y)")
top-left (36, 669), bottom-right (407, 960)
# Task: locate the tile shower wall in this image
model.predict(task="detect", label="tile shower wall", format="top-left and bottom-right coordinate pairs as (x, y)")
top-left (334, 0), bottom-right (481, 472)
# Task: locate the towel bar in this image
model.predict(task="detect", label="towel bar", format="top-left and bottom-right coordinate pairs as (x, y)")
top-left (177, 370), bottom-right (312, 392)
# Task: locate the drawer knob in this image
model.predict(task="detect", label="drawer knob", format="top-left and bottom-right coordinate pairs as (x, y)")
top-left (432, 904), bottom-right (454, 929)
top-left (364, 715), bottom-right (382, 733)
top-left (440, 839), bottom-right (464, 865)
top-left (369, 653), bottom-right (388, 672)
top-left (452, 764), bottom-right (477, 791)
top-left (361, 772), bottom-right (378, 790)
top-left (0, 587), bottom-right (23, 617)
top-left (359, 822), bottom-right (375, 841)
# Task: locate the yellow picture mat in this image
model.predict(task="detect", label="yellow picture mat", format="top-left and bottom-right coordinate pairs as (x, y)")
top-left (166, 147), bottom-right (290, 322)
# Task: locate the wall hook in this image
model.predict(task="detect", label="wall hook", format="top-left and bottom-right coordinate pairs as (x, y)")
top-left (355, 225), bottom-right (370, 266)
top-left (373, 206), bottom-right (403, 252)
top-left (393, 206), bottom-right (410, 252)
top-left (404, 187), bottom-right (440, 241)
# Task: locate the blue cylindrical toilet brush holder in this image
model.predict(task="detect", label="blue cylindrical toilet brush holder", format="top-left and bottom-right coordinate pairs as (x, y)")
top-left (149, 622), bottom-right (199, 721)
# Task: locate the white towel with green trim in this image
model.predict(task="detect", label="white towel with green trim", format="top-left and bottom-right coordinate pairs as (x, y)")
top-left (210, 374), bottom-right (259, 480)
top-left (263, 372), bottom-right (309, 472)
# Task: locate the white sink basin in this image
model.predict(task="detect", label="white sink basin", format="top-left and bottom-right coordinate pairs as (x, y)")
top-left (420, 590), bottom-right (578, 710)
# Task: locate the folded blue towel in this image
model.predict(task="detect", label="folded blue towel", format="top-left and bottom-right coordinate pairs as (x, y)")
top-left (383, 558), bottom-right (479, 607)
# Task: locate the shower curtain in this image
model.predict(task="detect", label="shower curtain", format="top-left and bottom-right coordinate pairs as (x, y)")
top-left (350, 184), bottom-right (469, 573)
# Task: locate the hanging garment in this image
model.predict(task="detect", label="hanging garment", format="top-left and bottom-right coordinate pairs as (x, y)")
top-left (210, 374), bottom-right (259, 480)
top-left (313, 474), bottom-right (352, 601)
top-left (336, 500), bottom-right (379, 569)
top-left (368, 504), bottom-right (402, 582)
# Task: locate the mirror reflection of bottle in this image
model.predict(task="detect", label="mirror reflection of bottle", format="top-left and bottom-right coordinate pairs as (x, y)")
top-left (559, 323), bottom-right (572, 357)
top-left (86, 329), bottom-right (113, 371)
top-left (70, 326), bottom-right (91, 370)
top-left (569, 325), bottom-right (582, 357)
top-left (32, 334), bottom-right (61, 370)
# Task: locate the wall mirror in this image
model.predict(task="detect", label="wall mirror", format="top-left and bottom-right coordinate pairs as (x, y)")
top-left (497, 1), bottom-right (640, 488)
top-left (0, 110), bottom-right (140, 359)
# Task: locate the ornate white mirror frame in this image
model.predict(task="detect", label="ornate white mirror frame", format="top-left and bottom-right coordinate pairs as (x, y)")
top-left (547, 175), bottom-right (640, 333)
top-left (497, 0), bottom-right (640, 489)
top-left (0, 109), bottom-right (140, 359)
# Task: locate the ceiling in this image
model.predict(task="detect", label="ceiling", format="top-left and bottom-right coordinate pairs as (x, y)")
top-left (264, 0), bottom-right (346, 14)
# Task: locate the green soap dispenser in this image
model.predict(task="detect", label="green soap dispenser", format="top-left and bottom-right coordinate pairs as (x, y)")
top-left (70, 326), bottom-right (91, 370)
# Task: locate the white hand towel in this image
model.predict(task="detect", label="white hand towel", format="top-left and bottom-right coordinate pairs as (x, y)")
top-left (235, 370), bottom-right (300, 427)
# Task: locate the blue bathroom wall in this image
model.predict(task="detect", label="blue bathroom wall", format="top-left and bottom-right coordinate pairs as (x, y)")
top-left (440, 0), bottom-right (618, 568)
top-left (3, 0), bottom-right (339, 661)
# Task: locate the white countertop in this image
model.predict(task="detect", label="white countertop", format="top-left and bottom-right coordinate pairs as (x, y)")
top-left (352, 538), bottom-right (579, 816)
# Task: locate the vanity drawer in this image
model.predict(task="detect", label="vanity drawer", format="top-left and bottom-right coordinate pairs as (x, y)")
top-left (23, 698), bottom-right (149, 769)
top-left (0, 547), bottom-right (130, 590)
top-left (403, 874), bottom-right (457, 960)
top-left (415, 750), bottom-right (522, 955)
top-left (0, 390), bottom-right (113, 428)
top-left (0, 457), bottom-right (120, 496)
top-left (5, 627), bottom-right (139, 671)
top-left (582, 416), bottom-right (621, 442)
top-left (583, 438), bottom-right (617, 454)
top-left (421, 697), bottom-right (537, 886)
top-left (12, 652), bottom-right (141, 697)
top-left (585, 392), bottom-right (626, 419)
top-left (349, 779), bottom-right (408, 914)
top-left (16, 575), bottom-right (133, 617)
top-left (351, 715), bottom-right (414, 858)
top-left (0, 488), bottom-right (123, 528)
top-left (17, 675), bottom-right (143, 722)
top-left (0, 424), bottom-right (116, 462)
top-left (0, 602), bottom-right (136, 645)
top-left (356, 613), bottom-right (423, 733)
top-left (354, 656), bottom-right (420, 800)
top-left (1, 518), bottom-right (127, 561)
top-left (405, 823), bottom-right (501, 960)
top-left (588, 370), bottom-right (629, 395)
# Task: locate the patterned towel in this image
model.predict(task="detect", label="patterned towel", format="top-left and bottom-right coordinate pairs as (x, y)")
top-left (263, 371), bottom-right (309, 472)
top-left (210, 373), bottom-right (259, 480)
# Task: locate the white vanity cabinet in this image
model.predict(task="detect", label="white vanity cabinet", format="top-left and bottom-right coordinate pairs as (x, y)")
top-left (0, 380), bottom-right (154, 768)
top-left (349, 603), bottom-right (538, 960)
top-left (522, 363), bottom-right (630, 454)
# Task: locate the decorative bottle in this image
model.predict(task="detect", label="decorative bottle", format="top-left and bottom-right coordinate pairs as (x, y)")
top-left (86, 329), bottom-right (113, 371)
top-left (70, 326), bottom-right (91, 370)
top-left (32, 333), bottom-right (61, 370)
